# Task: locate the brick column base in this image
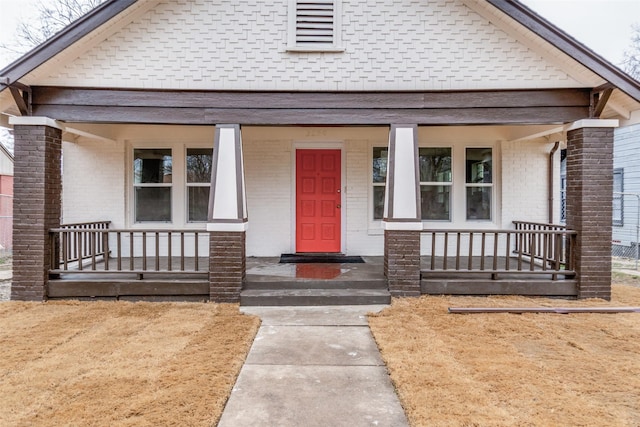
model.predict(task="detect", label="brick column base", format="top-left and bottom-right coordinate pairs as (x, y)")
top-left (209, 231), bottom-right (246, 302)
top-left (566, 126), bottom-right (614, 300)
top-left (384, 230), bottom-right (421, 297)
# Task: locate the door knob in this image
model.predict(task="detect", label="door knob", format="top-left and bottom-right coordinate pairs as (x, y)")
top-left (337, 204), bottom-right (341, 208)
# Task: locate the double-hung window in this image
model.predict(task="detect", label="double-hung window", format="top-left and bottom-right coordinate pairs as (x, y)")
top-left (419, 147), bottom-right (452, 220)
top-left (133, 149), bottom-right (172, 222)
top-left (186, 148), bottom-right (213, 222)
top-left (132, 146), bottom-right (213, 225)
top-left (372, 147), bottom-right (388, 220)
top-left (465, 148), bottom-right (492, 220)
top-left (372, 146), bottom-right (452, 221)
top-left (371, 145), bottom-right (495, 223)
top-left (613, 168), bottom-right (624, 226)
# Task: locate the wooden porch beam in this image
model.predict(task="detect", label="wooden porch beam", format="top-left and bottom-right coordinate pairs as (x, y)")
top-left (32, 104), bottom-right (590, 126)
top-left (592, 87), bottom-right (614, 118)
top-left (32, 87), bottom-right (591, 109)
top-left (30, 87), bottom-right (592, 125)
top-left (8, 86), bottom-right (30, 116)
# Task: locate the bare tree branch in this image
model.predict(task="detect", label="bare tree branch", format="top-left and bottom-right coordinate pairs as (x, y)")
top-left (0, 0), bottom-right (106, 153)
top-left (0, 0), bottom-right (106, 60)
top-left (623, 23), bottom-right (640, 81)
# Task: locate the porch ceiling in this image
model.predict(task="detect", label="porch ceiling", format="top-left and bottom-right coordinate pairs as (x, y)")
top-left (30, 87), bottom-right (591, 126)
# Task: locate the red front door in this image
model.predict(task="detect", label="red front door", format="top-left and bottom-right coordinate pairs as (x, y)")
top-left (296, 149), bottom-right (341, 253)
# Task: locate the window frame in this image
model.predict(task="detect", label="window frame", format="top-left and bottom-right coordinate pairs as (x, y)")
top-left (370, 144), bottom-right (455, 223)
top-left (128, 141), bottom-right (213, 229)
top-left (419, 146), bottom-right (453, 221)
top-left (464, 147), bottom-right (493, 222)
top-left (132, 147), bottom-right (174, 224)
top-left (185, 147), bottom-right (213, 223)
top-left (369, 141), bottom-right (498, 228)
top-left (287, 0), bottom-right (344, 52)
top-left (371, 146), bottom-right (388, 221)
top-left (613, 168), bottom-right (624, 227)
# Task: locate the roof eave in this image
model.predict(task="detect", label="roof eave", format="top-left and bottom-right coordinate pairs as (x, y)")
top-left (487, 0), bottom-right (640, 103)
top-left (0, 0), bottom-right (138, 91)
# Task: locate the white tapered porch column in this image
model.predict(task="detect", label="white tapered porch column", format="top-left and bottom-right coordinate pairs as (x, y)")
top-left (383, 124), bottom-right (422, 297)
top-left (207, 124), bottom-right (248, 302)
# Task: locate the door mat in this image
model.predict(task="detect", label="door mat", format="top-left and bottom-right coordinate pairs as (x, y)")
top-left (279, 254), bottom-right (365, 264)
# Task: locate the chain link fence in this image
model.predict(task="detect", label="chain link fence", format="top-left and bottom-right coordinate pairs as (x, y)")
top-left (612, 192), bottom-right (640, 270)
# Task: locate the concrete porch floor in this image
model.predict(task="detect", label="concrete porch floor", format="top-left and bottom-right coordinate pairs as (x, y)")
top-left (245, 256), bottom-right (385, 283)
top-left (243, 256), bottom-right (390, 306)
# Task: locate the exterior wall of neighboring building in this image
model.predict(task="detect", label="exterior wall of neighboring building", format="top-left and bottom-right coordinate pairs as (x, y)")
top-left (612, 123), bottom-right (640, 253)
top-left (0, 147), bottom-right (13, 177)
top-left (0, 145), bottom-right (13, 254)
top-left (38, 1), bottom-right (583, 91)
top-left (60, 124), bottom-right (552, 257)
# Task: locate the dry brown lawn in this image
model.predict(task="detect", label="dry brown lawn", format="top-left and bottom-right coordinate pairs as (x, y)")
top-left (369, 284), bottom-right (640, 427)
top-left (0, 301), bottom-right (259, 426)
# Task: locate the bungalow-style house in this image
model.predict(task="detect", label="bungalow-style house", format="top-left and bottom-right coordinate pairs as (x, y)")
top-left (1, 0), bottom-right (640, 303)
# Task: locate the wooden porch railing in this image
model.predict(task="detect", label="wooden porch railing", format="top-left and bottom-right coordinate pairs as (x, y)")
top-left (58, 221), bottom-right (111, 263)
top-left (50, 227), bottom-right (208, 276)
top-left (513, 221), bottom-right (569, 266)
top-left (421, 226), bottom-right (576, 280)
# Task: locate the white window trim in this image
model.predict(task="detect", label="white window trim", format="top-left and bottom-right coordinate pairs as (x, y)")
top-left (132, 146), bottom-right (175, 225)
top-left (287, 0), bottom-right (344, 52)
top-left (368, 141), bottom-right (501, 232)
top-left (185, 146), bottom-right (213, 224)
top-left (127, 141), bottom-right (213, 230)
top-left (419, 146), bottom-right (453, 222)
top-left (613, 168), bottom-right (624, 227)
top-left (464, 146), bottom-right (494, 223)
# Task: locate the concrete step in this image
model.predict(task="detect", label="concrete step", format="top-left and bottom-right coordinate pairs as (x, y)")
top-left (240, 288), bottom-right (391, 306)
top-left (243, 279), bottom-right (388, 290)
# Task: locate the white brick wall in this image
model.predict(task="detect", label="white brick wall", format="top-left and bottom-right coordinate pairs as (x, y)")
top-left (500, 139), bottom-right (553, 227)
top-left (241, 126), bottom-right (389, 256)
top-left (243, 137), bottom-right (293, 256)
top-left (344, 136), bottom-right (386, 255)
top-left (61, 125), bottom-right (555, 257)
top-left (41, 0), bottom-right (581, 91)
top-left (62, 138), bottom-right (125, 227)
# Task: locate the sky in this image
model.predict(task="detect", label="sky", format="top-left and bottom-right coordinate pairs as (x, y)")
top-left (0, 0), bottom-right (639, 69)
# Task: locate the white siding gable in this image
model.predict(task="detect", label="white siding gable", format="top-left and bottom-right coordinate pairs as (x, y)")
top-left (38, 0), bottom-right (583, 91)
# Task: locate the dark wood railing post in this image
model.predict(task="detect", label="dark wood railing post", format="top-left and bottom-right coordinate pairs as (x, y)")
top-left (421, 225), bottom-right (577, 289)
top-left (49, 227), bottom-right (210, 280)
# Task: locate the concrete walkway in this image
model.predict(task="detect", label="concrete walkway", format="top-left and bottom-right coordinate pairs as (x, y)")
top-left (218, 305), bottom-right (409, 427)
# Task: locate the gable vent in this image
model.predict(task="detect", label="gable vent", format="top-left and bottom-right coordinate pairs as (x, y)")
top-left (295, 1), bottom-right (335, 45)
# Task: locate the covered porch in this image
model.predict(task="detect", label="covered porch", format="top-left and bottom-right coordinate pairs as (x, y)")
top-left (8, 88), bottom-right (617, 302)
top-left (44, 218), bottom-right (579, 302)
